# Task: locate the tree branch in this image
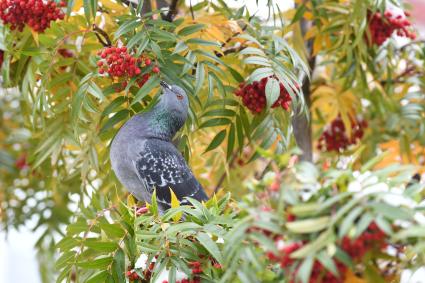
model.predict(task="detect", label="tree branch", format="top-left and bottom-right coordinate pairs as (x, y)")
top-left (213, 152), bottom-right (238, 194)
top-left (92, 24), bottom-right (112, 47)
top-left (163, 0), bottom-right (180, 22)
top-left (399, 39), bottom-right (425, 52)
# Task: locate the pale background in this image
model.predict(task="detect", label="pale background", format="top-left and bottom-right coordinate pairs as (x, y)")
top-left (1, 0), bottom-right (424, 282)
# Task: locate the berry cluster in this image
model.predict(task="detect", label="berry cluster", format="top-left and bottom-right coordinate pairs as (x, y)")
top-left (368, 9), bottom-right (416, 46)
top-left (234, 77), bottom-right (294, 114)
top-left (317, 115), bottom-right (367, 152)
top-left (267, 241), bottom-right (346, 283)
top-left (0, 0), bottom-right (66, 32)
top-left (58, 48), bottom-right (73, 58)
top-left (97, 46), bottom-right (159, 92)
top-left (125, 270), bottom-right (139, 281)
top-left (15, 153), bottom-right (28, 170)
top-left (266, 222), bottom-right (387, 282)
top-left (341, 222), bottom-right (387, 261)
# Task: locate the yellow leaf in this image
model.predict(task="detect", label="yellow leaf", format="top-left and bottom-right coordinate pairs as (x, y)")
top-left (312, 34), bottom-right (322, 55)
top-left (283, 9), bottom-right (296, 21)
top-left (176, 14), bottom-right (241, 45)
top-left (304, 11), bottom-right (314, 20)
top-left (344, 270), bottom-right (366, 283)
top-left (73, 0), bottom-right (83, 12)
top-left (127, 194), bottom-right (136, 207)
top-left (311, 84), bottom-right (359, 136)
top-left (376, 140), bottom-right (425, 172)
top-left (304, 26), bottom-right (318, 40)
top-left (169, 188), bottom-right (182, 222)
top-left (31, 29), bottom-right (39, 46)
top-left (101, 0), bottom-right (128, 14)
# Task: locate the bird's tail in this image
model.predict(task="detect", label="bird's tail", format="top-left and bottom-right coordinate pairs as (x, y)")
top-left (180, 187), bottom-right (209, 206)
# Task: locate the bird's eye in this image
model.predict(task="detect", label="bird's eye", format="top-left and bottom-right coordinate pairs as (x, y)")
top-left (176, 93), bottom-right (184, 100)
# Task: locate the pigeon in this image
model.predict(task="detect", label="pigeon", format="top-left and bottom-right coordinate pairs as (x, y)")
top-left (110, 81), bottom-right (209, 211)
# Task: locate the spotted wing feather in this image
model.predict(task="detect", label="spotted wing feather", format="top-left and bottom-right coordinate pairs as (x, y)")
top-left (134, 139), bottom-right (208, 209)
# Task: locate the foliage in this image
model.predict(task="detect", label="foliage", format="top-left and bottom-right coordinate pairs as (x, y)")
top-left (56, 154), bottom-right (425, 283)
top-left (0, 0), bottom-right (425, 282)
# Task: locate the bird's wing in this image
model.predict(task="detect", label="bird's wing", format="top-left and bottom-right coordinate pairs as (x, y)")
top-left (133, 139), bottom-right (208, 208)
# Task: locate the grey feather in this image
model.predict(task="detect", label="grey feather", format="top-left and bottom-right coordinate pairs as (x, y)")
top-left (110, 82), bottom-right (208, 211)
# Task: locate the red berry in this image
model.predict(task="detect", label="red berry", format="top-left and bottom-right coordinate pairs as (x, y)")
top-left (0, 0), bottom-right (65, 33)
top-left (15, 153), bottom-right (28, 170)
top-left (152, 66), bottom-right (160, 73)
top-left (368, 9), bottom-right (416, 46)
top-left (233, 76), bottom-right (295, 115)
top-left (145, 58), bottom-right (152, 66)
top-left (317, 115), bottom-right (367, 153)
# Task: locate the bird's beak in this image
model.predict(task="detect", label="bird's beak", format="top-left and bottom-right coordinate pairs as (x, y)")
top-left (160, 81), bottom-right (172, 91)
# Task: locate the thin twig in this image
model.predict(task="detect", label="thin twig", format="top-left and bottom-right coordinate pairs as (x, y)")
top-left (380, 65), bottom-right (423, 85)
top-left (215, 24), bottom-right (248, 57)
top-left (399, 39), bottom-right (425, 52)
top-left (189, 0), bottom-right (195, 20)
top-left (92, 24), bottom-right (112, 47)
top-left (213, 152), bottom-right (238, 193)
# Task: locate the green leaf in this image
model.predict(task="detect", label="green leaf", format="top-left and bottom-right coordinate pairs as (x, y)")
top-left (112, 249), bottom-right (125, 283)
top-left (186, 38), bottom-right (221, 47)
top-left (227, 123), bottom-right (235, 159)
top-left (286, 216), bottom-right (330, 234)
top-left (205, 129), bottom-right (226, 153)
top-left (85, 241), bottom-right (119, 252)
top-left (165, 222), bottom-right (201, 235)
top-left (249, 67), bottom-right (274, 82)
top-left (90, 0), bottom-right (98, 18)
top-left (99, 223), bottom-right (126, 238)
top-left (265, 77), bottom-right (280, 108)
top-left (196, 232), bottom-right (223, 265)
top-left (131, 76), bottom-right (160, 106)
top-left (115, 19), bottom-right (140, 38)
top-left (317, 252), bottom-right (339, 277)
top-left (100, 109), bottom-right (129, 133)
top-left (290, 4), bottom-right (306, 25)
top-left (200, 118), bottom-right (231, 128)
top-left (195, 62), bottom-right (205, 94)
top-left (370, 202), bottom-right (412, 221)
top-left (394, 226), bottom-right (425, 239)
top-left (87, 271), bottom-right (109, 283)
top-left (55, 251), bottom-right (76, 269)
top-left (83, 0), bottom-right (91, 23)
top-left (102, 96), bottom-right (126, 117)
top-left (226, 65), bottom-right (244, 83)
top-left (127, 32), bottom-right (147, 50)
top-left (173, 41), bottom-right (188, 54)
top-left (203, 109), bottom-right (236, 117)
top-left (150, 189), bottom-right (159, 216)
top-left (244, 56), bottom-right (271, 67)
top-left (338, 206), bottom-right (364, 238)
top-left (291, 230), bottom-right (334, 258)
top-left (178, 24), bottom-right (206, 36)
top-left (354, 213), bottom-right (374, 238)
top-left (77, 257), bottom-right (112, 269)
top-left (239, 47), bottom-right (266, 56)
top-left (297, 256), bottom-right (314, 283)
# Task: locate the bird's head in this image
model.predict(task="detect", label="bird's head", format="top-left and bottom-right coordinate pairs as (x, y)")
top-left (158, 81), bottom-right (189, 119)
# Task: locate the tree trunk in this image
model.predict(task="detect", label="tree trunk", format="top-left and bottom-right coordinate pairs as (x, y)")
top-left (292, 9), bottom-right (315, 162)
